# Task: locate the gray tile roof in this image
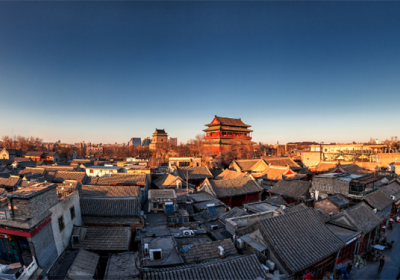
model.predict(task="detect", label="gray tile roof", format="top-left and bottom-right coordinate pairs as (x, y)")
top-left (80, 185), bottom-right (140, 197)
top-left (203, 177), bottom-right (263, 198)
top-left (258, 208), bottom-right (345, 275)
top-left (104, 252), bottom-right (140, 280)
top-left (265, 195), bottom-right (288, 206)
top-left (85, 174), bottom-right (146, 185)
top-left (268, 180), bottom-right (311, 199)
top-left (144, 254), bottom-right (269, 280)
top-left (153, 173), bottom-right (194, 189)
top-left (46, 171), bottom-right (86, 183)
top-left (327, 194), bottom-right (350, 208)
top-left (177, 167), bottom-right (214, 180)
top-left (148, 189), bottom-right (176, 199)
top-left (66, 249), bottom-right (99, 280)
top-left (218, 207), bottom-right (247, 224)
top-left (180, 239), bottom-right (238, 264)
top-left (72, 227), bottom-right (131, 251)
top-left (363, 189), bottom-right (393, 211)
top-left (80, 197), bottom-right (140, 216)
top-left (0, 176), bottom-right (20, 188)
top-left (340, 202), bottom-right (382, 234)
top-left (283, 202), bottom-right (308, 214)
top-left (231, 159), bottom-right (259, 171)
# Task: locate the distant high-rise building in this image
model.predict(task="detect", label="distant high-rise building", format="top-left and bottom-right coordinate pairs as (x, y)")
top-left (169, 137), bottom-right (178, 146)
top-left (129, 138), bottom-right (141, 147)
top-left (142, 137), bottom-right (151, 147)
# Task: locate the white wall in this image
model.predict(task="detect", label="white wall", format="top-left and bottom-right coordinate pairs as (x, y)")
top-left (48, 191), bottom-right (82, 256)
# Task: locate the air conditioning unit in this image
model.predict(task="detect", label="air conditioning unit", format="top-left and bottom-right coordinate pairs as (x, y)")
top-left (210, 225), bottom-right (219, 230)
top-left (236, 238), bottom-right (245, 249)
top-left (183, 230), bottom-right (195, 236)
top-left (144, 243), bottom-right (149, 255)
top-left (149, 249), bottom-right (162, 261)
top-left (266, 260), bottom-right (275, 271)
top-left (218, 246), bottom-right (224, 256)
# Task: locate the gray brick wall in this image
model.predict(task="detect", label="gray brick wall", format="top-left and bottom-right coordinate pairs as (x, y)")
top-left (312, 177), bottom-right (349, 196)
top-left (10, 188), bottom-right (58, 220)
top-left (29, 188), bottom-right (58, 217)
top-left (31, 222), bottom-right (58, 270)
top-left (10, 198), bottom-right (32, 220)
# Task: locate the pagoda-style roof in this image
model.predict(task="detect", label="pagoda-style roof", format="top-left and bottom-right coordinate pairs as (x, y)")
top-left (205, 116), bottom-right (251, 128)
top-left (204, 139), bottom-right (255, 145)
top-left (203, 125), bottom-right (253, 133)
top-left (153, 129), bottom-right (168, 135)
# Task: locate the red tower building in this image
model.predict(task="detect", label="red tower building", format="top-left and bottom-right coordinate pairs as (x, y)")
top-left (203, 116), bottom-right (254, 155)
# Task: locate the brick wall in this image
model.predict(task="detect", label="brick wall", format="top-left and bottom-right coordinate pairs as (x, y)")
top-left (314, 199), bottom-right (339, 215)
top-left (10, 198), bottom-right (32, 220)
top-left (29, 188), bottom-right (58, 217)
top-left (10, 188), bottom-right (58, 220)
top-left (312, 177), bottom-right (349, 196)
top-left (30, 222), bottom-right (58, 270)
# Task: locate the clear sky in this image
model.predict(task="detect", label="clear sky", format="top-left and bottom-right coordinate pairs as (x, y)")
top-left (1, 2), bottom-right (400, 145)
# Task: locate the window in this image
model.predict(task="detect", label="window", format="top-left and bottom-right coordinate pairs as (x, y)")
top-left (70, 207), bottom-right (75, 220)
top-left (58, 216), bottom-right (65, 232)
top-left (90, 169), bottom-right (93, 173)
top-left (152, 202), bottom-right (158, 210)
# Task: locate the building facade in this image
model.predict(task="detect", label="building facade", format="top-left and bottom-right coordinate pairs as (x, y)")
top-left (149, 129), bottom-right (168, 150)
top-left (129, 138), bottom-right (141, 147)
top-left (203, 116), bottom-right (254, 155)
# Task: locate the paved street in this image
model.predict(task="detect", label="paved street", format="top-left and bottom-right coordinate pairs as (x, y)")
top-left (350, 222), bottom-right (400, 280)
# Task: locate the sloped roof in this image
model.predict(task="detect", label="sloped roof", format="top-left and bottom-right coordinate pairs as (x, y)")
top-left (104, 252), bottom-right (140, 280)
top-left (41, 165), bottom-right (75, 172)
top-left (342, 202), bottom-right (382, 234)
top-left (218, 207), bottom-right (247, 224)
top-left (46, 171), bottom-right (86, 183)
top-left (283, 203), bottom-right (308, 214)
top-left (314, 162), bottom-right (338, 172)
top-left (86, 174), bottom-right (146, 185)
top-left (148, 189), bottom-right (176, 199)
top-left (314, 208), bottom-right (331, 223)
top-left (258, 208), bottom-right (345, 275)
top-left (328, 163), bottom-right (370, 175)
top-left (72, 227), bottom-right (131, 251)
top-left (327, 194), bottom-right (350, 208)
top-left (255, 165), bottom-right (293, 180)
top-left (80, 185), bottom-right (140, 197)
top-left (206, 116), bottom-right (251, 127)
top-left (269, 180), bottom-right (311, 199)
top-left (381, 181), bottom-right (400, 197)
top-left (0, 176), bottom-right (20, 188)
top-left (80, 197), bottom-right (140, 216)
top-left (180, 239), bottom-right (237, 264)
top-left (231, 160), bottom-right (259, 171)
top-left (24, 151), bottom-right (44, 157)
top-left (363, 189), bottom-right (393, 211)
top-left (153, 174), bottom-right (194, 189)
top-left (144, 254), bottom-right (268, 280)
top-left (16, 167), bottom-right (45, 175)
top-left (177, 166), bottom-right (214, 180)
top-left (215, 169), bottom-right (247, 180)
top-left (262, 157), bottom-right (300, 168)
top-left (265, 195), bottom-right (288, 206)
top-left (203, 177), bottom-right (263, 198)
top-left (66, 249), bottom-right (99, 280)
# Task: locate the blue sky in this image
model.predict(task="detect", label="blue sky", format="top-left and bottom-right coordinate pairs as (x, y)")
top-left (1, 2), bottom-right (399, 144)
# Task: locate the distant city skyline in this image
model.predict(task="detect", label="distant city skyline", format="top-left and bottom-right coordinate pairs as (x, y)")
top-left (1, 2), bottom-right (400, 144)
